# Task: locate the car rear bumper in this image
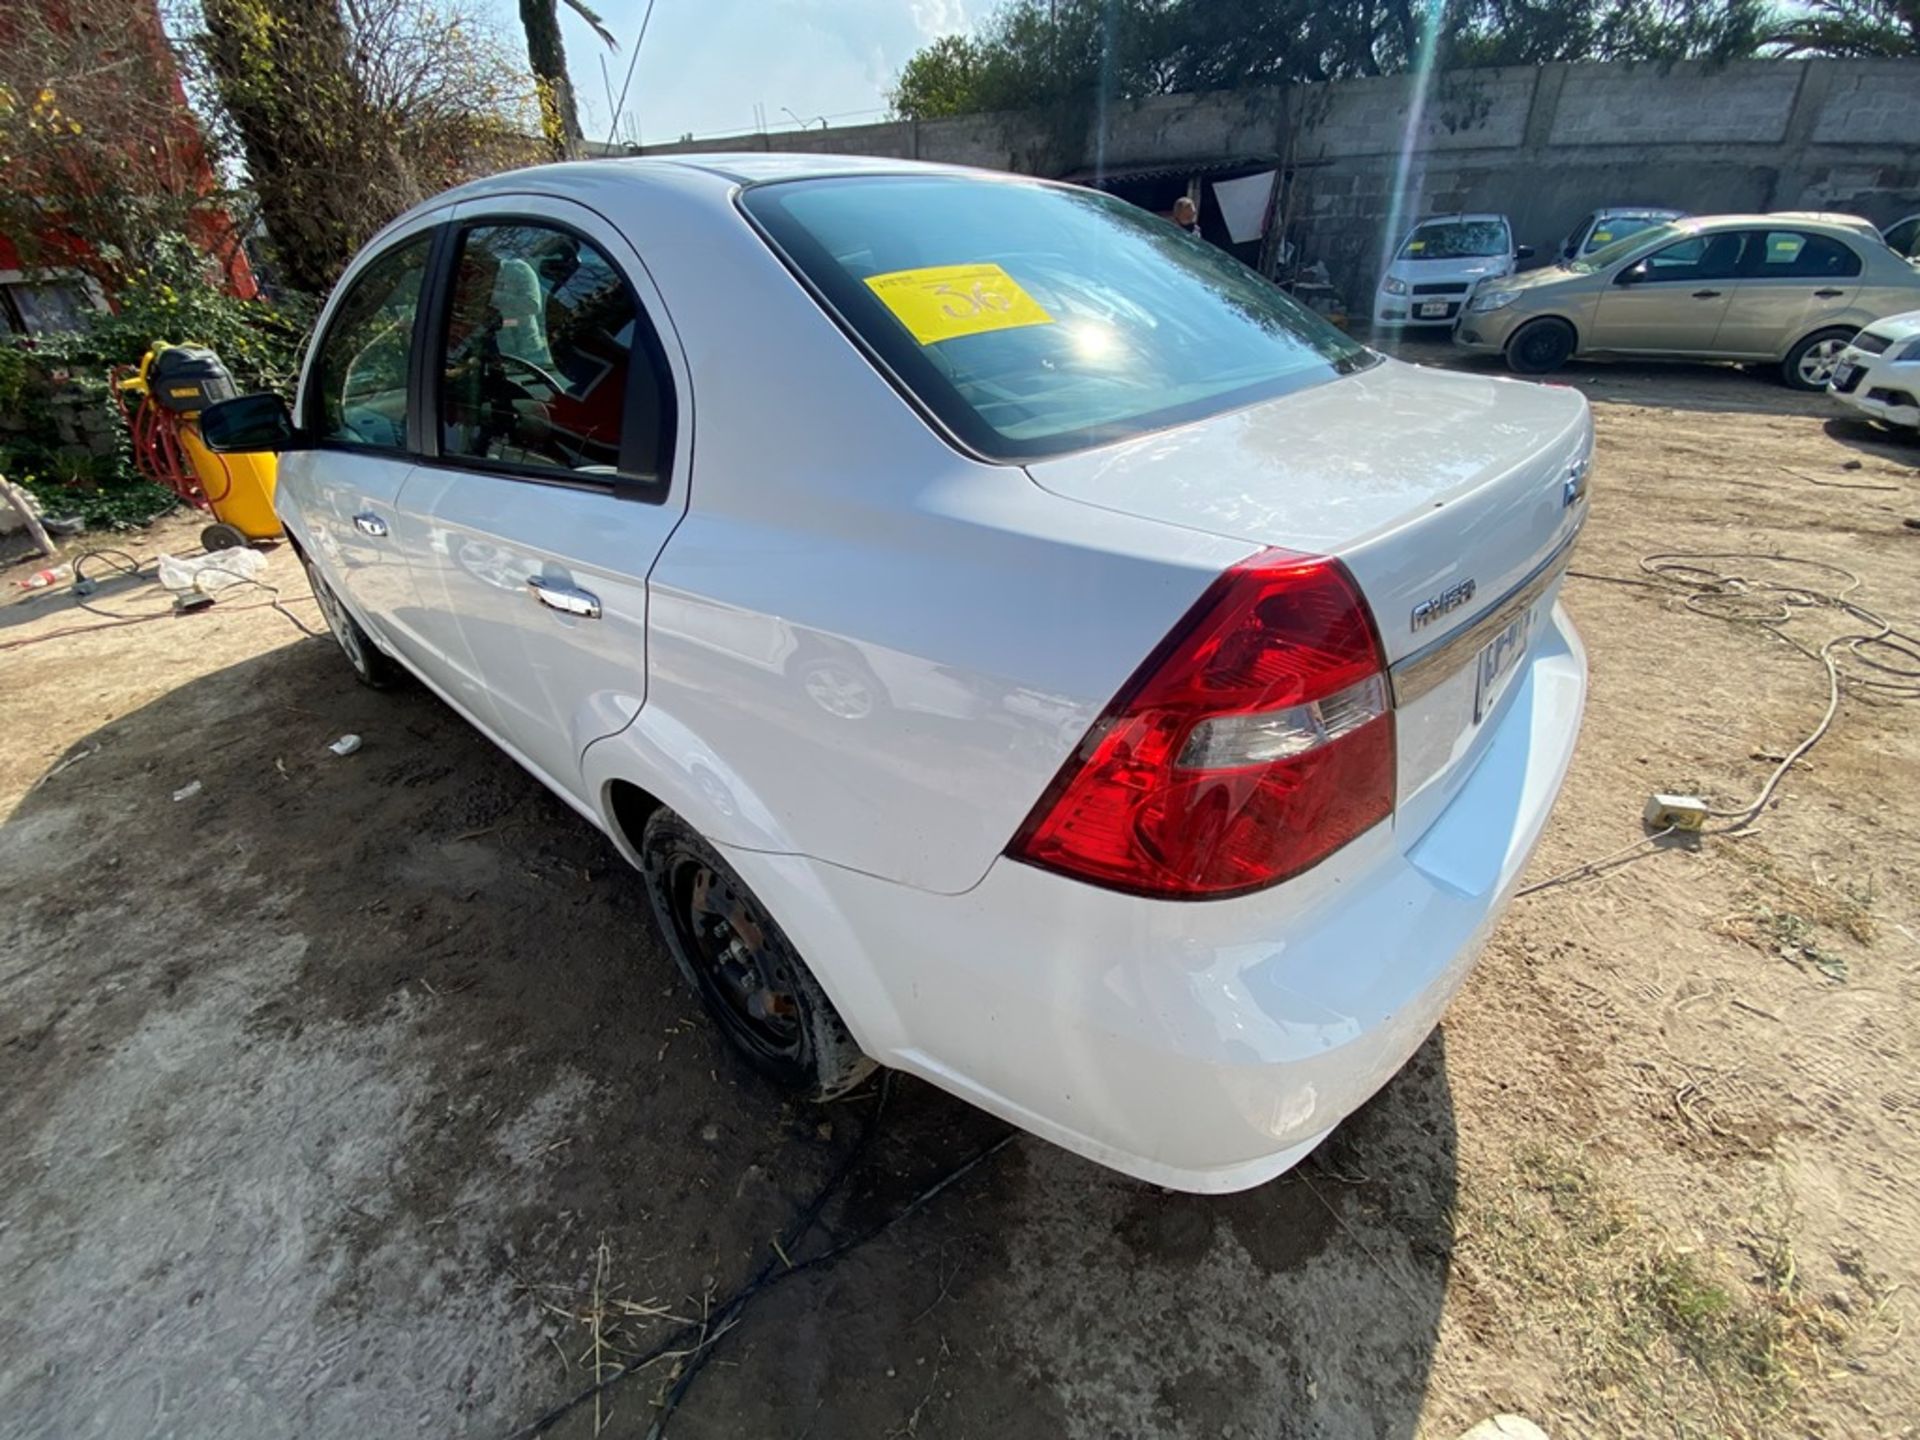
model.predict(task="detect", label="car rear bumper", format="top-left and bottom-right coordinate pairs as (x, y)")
top-left (728, 603), bottom-right (1588, 1193)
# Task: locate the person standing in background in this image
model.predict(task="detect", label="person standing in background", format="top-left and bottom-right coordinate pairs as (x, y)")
top-left (1172, 196), bottom-right (1200, 236)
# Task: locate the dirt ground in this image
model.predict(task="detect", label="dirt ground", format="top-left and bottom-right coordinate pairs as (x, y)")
top-left (3, 350), bottom-right (1918, 1440)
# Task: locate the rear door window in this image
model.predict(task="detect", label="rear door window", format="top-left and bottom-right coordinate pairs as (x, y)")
top-left (1745, 230), bottom-right (1863, 279)
top-left (436, 223), bottom-right (671, 481)
top-left (742, 175), bottom-right (1373, 460)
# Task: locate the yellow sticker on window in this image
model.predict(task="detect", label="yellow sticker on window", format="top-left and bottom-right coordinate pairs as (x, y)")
top-left (1406, 240), bottom-right (1426, 253)
top-left (1590, 230), bottom-right (1613, 245)
top-left (863, 263), bottom-right (1054, 346)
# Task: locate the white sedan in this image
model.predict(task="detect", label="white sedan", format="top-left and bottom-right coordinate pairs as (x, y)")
top-left (1829, 308), bottom-right (1920, 431)
top-left (200, 156), bottom-right (1589, 1193)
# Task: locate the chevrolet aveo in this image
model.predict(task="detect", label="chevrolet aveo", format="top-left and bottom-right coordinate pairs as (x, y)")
top-left (202, 156), bottom-right (1591, 1193)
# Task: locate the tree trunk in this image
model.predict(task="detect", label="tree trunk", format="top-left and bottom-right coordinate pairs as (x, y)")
top-left (520, 0), bottom-right (581, 160)
top-left (200, 0), bottom-right (421, 293)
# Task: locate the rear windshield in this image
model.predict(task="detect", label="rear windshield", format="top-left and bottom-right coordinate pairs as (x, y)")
top-left (740, 175), bottom-right (1373, 460)
top-left (1398, 219), bottom-right (1509, 259)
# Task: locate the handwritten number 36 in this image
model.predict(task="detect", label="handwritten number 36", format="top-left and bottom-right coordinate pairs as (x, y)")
top-left (931, 281), bottom-right (1013, 318)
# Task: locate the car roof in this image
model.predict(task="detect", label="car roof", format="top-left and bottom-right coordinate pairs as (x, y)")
top-left (1765, 210), bottom-right (1880, 233)
top-left (1412, 213), bottom-right (1509, 225)
top-left (1679, 212), bottom-right (1884, 239)
top-left (1594, 207), bottom-right (1685, 219)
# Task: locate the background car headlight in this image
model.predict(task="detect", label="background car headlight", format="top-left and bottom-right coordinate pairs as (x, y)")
top-left (1381, 277), bottom-right (1408, 296)
top-left (1471, 289), bottom-right (1521, 313)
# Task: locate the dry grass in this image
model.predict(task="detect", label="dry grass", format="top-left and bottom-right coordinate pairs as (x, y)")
top-left (1712, 842), bottom-right (1877, 983)
top-left (1456, 1143), bottom-right (1878, 1438)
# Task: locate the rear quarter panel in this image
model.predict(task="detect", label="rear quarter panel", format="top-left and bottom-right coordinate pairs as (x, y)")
top-left (568, 169), bottom-right (1252, 894)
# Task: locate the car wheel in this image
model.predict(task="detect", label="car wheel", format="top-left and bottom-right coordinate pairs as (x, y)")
top-left (301, 552), bottom-right (401, 688)
top-left (1782, 327), bottom-right (1855, 392)
top-left (1505, 318), bottom-right (1576, 375)
top-left (640, 808), bottom-right (874, 1100)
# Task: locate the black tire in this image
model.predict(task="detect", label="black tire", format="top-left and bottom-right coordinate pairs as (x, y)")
top-left (640, 808), bottom-right (874, 1099)
top-left (300, 553), bottom-right (401, 689)
top-left (201, 522), bottom-right (248, 552)
top-left (1505, 318), bottom-right (1577, 375)
top-left (1781, 327), bottom-right (1855, 392)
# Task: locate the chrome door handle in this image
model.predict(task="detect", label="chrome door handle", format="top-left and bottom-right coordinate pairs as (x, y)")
top-left (526, 574), bottom-right (601, 619)
top-left (352, 512), bottom-right (388, 537)
top-left (1691, 289), bottom-right (1722, 299)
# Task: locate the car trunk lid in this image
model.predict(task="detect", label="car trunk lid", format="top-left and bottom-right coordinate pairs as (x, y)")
top-left (1023, 357), bottom-right (1592, 844)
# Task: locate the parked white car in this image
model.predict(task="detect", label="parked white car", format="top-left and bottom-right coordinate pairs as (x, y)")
top-left (1558, 206), bottom-right (1687, 262)
top-left (1829, 308), bottom-right (1920, 431)
top-left (1373, 213), bottom-right (1531, 329)
top-left (202, 156), bottom-right (1591, 1193)
top-left (1883, 212), bottom-right (1919, 259)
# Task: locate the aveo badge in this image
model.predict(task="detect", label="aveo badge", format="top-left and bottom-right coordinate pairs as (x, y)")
top-left (1412, 579), bottom-right (1475, 631)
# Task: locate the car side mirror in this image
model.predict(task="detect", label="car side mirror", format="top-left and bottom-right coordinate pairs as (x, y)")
top-left (1515, 244), bottom-right (1536, 261)
top-left (197, 392), bottom-right (303, 453)
top-left (1615, 262), bottom-right (1648, 286)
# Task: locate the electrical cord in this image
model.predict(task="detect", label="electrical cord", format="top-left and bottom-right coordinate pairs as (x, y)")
top-left (504, 1074), bottom-right (1017, 1440)
top-left (1527, 549), bottom-right (1920, 899)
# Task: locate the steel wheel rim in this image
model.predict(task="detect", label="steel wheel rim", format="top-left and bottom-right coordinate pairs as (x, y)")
top-left (1799, 338), bottom-right (1846, 386)
top-left (311, 571), bottom-right (368, 676)
top-left (1520, 327), bottom-right (1566, 368)
top-left (665, 853), bottom-right (804, 1065)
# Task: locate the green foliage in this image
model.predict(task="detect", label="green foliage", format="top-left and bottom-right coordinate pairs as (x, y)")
top-left (1766, 0), bottom-right (1920, 56)
top-left (891, 0), bottom-right (1784, 119)
top-left (0, 235), bottom-right (315, 529)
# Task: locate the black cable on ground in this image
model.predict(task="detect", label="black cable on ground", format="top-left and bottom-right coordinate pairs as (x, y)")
top-left (504, 1076), bottom-right (1016, 1440)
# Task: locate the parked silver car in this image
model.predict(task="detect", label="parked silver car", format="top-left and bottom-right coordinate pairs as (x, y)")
top-left (1455, 213), bottom-right (1920, 388)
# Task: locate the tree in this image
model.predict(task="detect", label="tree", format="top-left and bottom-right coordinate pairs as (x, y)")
top-left (0, 0), bottom-right (246, 291)
top-left (1766, 0), bottom-right (1920, 56)
top-left (517, 0), bottom-right (617, 160)
top-left (343, 0), bottom-right (543, 185)
top-left (196, 0), bottom-right (541, 292)
top-left (891, 0), bottom-right (1782, 120)
top-left (199, 0), bottom-right (418, 293)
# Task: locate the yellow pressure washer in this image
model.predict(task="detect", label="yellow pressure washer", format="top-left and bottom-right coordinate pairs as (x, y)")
top-left (114, 343), bottom-right (282, 550)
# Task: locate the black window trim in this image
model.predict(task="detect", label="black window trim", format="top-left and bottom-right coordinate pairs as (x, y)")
top-left (413, 211), bottom-right (678, 506)
top-left (301, 224), bottom-right (445, 464)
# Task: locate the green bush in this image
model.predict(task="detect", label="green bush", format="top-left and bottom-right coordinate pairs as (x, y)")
top-left (0, 235), bottom-right (316, 529)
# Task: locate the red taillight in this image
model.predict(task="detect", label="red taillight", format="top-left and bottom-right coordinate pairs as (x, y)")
top-left (1009, 550), bottom-right (1395, 899)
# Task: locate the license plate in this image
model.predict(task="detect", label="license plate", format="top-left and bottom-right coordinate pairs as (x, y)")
top-left (1418, 301), bottom-right (1450, 318)
top-left (1830, 362), bottom-right (1855, 389)
top-left (1474, 609), bottom-right (1531, 723)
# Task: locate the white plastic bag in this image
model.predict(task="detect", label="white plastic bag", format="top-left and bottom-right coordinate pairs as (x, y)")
top-left (156, 548), bottom-right (267, 593)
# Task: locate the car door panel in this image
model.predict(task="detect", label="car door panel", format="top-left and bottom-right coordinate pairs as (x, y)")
top-left (1714, 229), bottom-right (1863, 358)
top-left (282, 221), bottom-right (442, 670)
top-left (1591, 230), bottom-right (1745, 353)
top-left (392, 198), bottom-right (692, 803)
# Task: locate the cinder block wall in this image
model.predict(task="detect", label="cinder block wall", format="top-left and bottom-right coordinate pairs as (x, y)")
top-left (640, 58), bottom-right (1920, 306)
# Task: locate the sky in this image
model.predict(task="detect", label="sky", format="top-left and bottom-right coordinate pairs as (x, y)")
top-left (479, 0), bottom-right (973, 146)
